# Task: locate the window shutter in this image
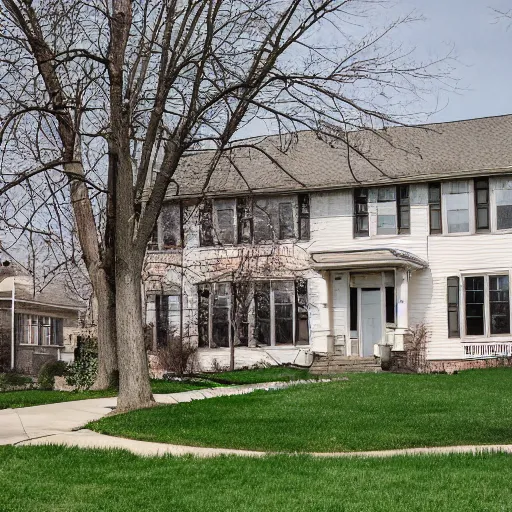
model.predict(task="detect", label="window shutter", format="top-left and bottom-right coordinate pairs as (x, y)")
top-left (199, 200), bottom-right (214, 246)
top-left (447, 277), bottom-right (460, 338)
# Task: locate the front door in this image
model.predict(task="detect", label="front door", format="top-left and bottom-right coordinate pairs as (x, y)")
top-left (361, 289), bottom-right (382, 356)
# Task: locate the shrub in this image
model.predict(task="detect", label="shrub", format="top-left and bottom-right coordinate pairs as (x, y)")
top-left (66, 336), bottom-right (98, 391)
top-left (38, 360), bottom-right (68, 390)
top-left (0, 371), bottom-right (33, 391)
top-left (155, 336), bottom-right (198, 377)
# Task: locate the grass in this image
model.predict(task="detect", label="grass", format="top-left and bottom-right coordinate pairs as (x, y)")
top-left (0, 379), bottom-right (216, 409)
top-left (0, 367), bottom-right (312, 409)
top-left (89, 368), bottom-right (512, 452)
top-left (200, 366), bottom-right (313, 384)
top-left (1, 446), bottom-right (512, 511)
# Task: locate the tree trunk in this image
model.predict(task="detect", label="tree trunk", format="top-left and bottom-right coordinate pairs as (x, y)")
top-left (68, 161), bottom-right (118, 390)
top-left (115, 260), bottom-right (154, 411)
top-left (91, 270), bottom-right (117, 390)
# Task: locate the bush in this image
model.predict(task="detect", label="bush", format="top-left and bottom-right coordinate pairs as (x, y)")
top-left (156, 337), bottom-right (198, 377)
top-left (66, 337), bottom-right (98, 391)
top-left (0, 371), bottom-right (33, 391)
top-left (38, 360), bottom-right (68, 390)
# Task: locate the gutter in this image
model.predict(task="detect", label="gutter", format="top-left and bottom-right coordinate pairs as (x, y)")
top-left (143, 165), bottom-right (512, 201)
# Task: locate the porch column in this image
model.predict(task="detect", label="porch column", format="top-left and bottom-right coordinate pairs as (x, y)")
top-left (394, 268), bottom-right (410, 351)
top-left (309, 271), bottom-right (332, 353)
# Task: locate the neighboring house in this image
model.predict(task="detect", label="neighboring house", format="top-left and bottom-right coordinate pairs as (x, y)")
top-left (143, 114), bottom-right (512, 372)
top-left (0, 253), bottom-right (84, 375)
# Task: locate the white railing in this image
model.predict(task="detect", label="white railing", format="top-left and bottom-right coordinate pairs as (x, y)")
top-left (463, 343), bottom-right (512, 359)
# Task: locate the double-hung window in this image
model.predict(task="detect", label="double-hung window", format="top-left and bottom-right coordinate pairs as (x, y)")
top-left (494, 178), bottom-right (512, 230)
top-left (377, 187), bottom-right (397, 235)
top-left (445, 181), bottom-right (470, 233)
top-left (148, 202), bottom-right (182, 250)
top-left (448, 274), bottom-right (511, 337)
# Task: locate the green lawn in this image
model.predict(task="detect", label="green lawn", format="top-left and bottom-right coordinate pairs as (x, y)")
top-left (0, 379), bottom-right (216, 409)
top-left (0, 368), bottom-right (314, 409)
top-left (89, 368), bottom-right (512, 452)
top-left (1, 446), bottom-right (512, 511)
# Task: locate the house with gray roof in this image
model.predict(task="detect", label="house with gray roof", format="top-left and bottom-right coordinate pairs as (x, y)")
top-left (0, 251), bottom-right (84, 375)
top-left (143, 114), bottom-right (512, 373)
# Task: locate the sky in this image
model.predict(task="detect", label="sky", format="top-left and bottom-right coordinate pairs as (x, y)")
top-left (390, 0), bottom-right (512, 123)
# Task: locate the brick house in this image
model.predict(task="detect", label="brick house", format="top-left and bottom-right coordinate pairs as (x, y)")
top-left (0, 254), bottom-right (84, 375)
top-left (143, 114), bottom-right (512, 372)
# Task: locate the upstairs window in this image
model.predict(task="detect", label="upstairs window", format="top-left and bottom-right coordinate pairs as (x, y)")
top-left (494, 178), bottom-right (512, 230)
top-left (213, 199), bottom-right (236, 245)
top-left (474, 178), bottom-right (489, 231)
top-left (428, 183), bottom-right (442, 234)
top-left (147, 202), bottom-right (182, 250)
top-left (253, 197), bottom-right (295, 242)
top-left (354, 188), bottom-right (369, 237)
top-left (445, 181), bottom-right (470, 233)
top-left (377, 186), bottom-right (397, 235)
top-left (199, 195), bottom-right (304, 246)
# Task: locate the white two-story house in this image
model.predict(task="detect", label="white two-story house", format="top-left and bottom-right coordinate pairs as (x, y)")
top-left (143, 114), bottom-right (512, 372)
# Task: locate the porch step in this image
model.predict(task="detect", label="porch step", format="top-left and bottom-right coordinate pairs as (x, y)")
top-left (310, 354), bottom-right (382, 374)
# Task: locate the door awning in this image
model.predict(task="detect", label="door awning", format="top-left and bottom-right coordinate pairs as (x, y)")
top-left (310, 248), bottom-right (428, 271)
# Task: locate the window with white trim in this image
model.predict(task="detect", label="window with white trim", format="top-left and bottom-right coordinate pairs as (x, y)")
top-left (461, 274), bottom-right (510, 337)
top-left (15, 314), bottom-right (64, 346)
top-left (494, 178), bottom-right (512, 230)
top-left (445, 181), bottom-right (470, 233)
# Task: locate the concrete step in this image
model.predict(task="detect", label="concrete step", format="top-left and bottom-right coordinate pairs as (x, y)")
top-left (310, 355), bottom-right (382, 374)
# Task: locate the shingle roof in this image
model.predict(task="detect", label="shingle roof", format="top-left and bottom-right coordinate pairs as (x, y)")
top-left (0, 254), bottom-right (84, 310)
top-left (170, 114), bottom-right (512, 197)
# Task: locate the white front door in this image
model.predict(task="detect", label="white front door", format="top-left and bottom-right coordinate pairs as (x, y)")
top-left (361, 289), bottom-right (382, 356)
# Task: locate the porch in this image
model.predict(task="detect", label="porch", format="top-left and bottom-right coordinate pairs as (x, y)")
top-left (309, 248), bottom-right (428, 359)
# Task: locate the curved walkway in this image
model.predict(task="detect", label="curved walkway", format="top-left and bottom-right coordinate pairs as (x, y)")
top-left (3, 381), bottom-right (512, 458)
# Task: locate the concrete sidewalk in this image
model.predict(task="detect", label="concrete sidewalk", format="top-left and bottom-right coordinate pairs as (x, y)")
top-left (5, 380), bottom-right (512, 459)
top-left (0, 379), bottom-right (326, 447)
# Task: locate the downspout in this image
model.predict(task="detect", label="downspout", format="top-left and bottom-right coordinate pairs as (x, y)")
top-left (10, 280), bottom-right (15, 370)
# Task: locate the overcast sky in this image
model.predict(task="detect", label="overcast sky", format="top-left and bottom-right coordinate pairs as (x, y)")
top-left (395, 0), bottom-right (511, 123)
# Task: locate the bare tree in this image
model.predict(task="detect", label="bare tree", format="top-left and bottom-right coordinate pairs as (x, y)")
top-left (0, 0), bottom-right (451, 410)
